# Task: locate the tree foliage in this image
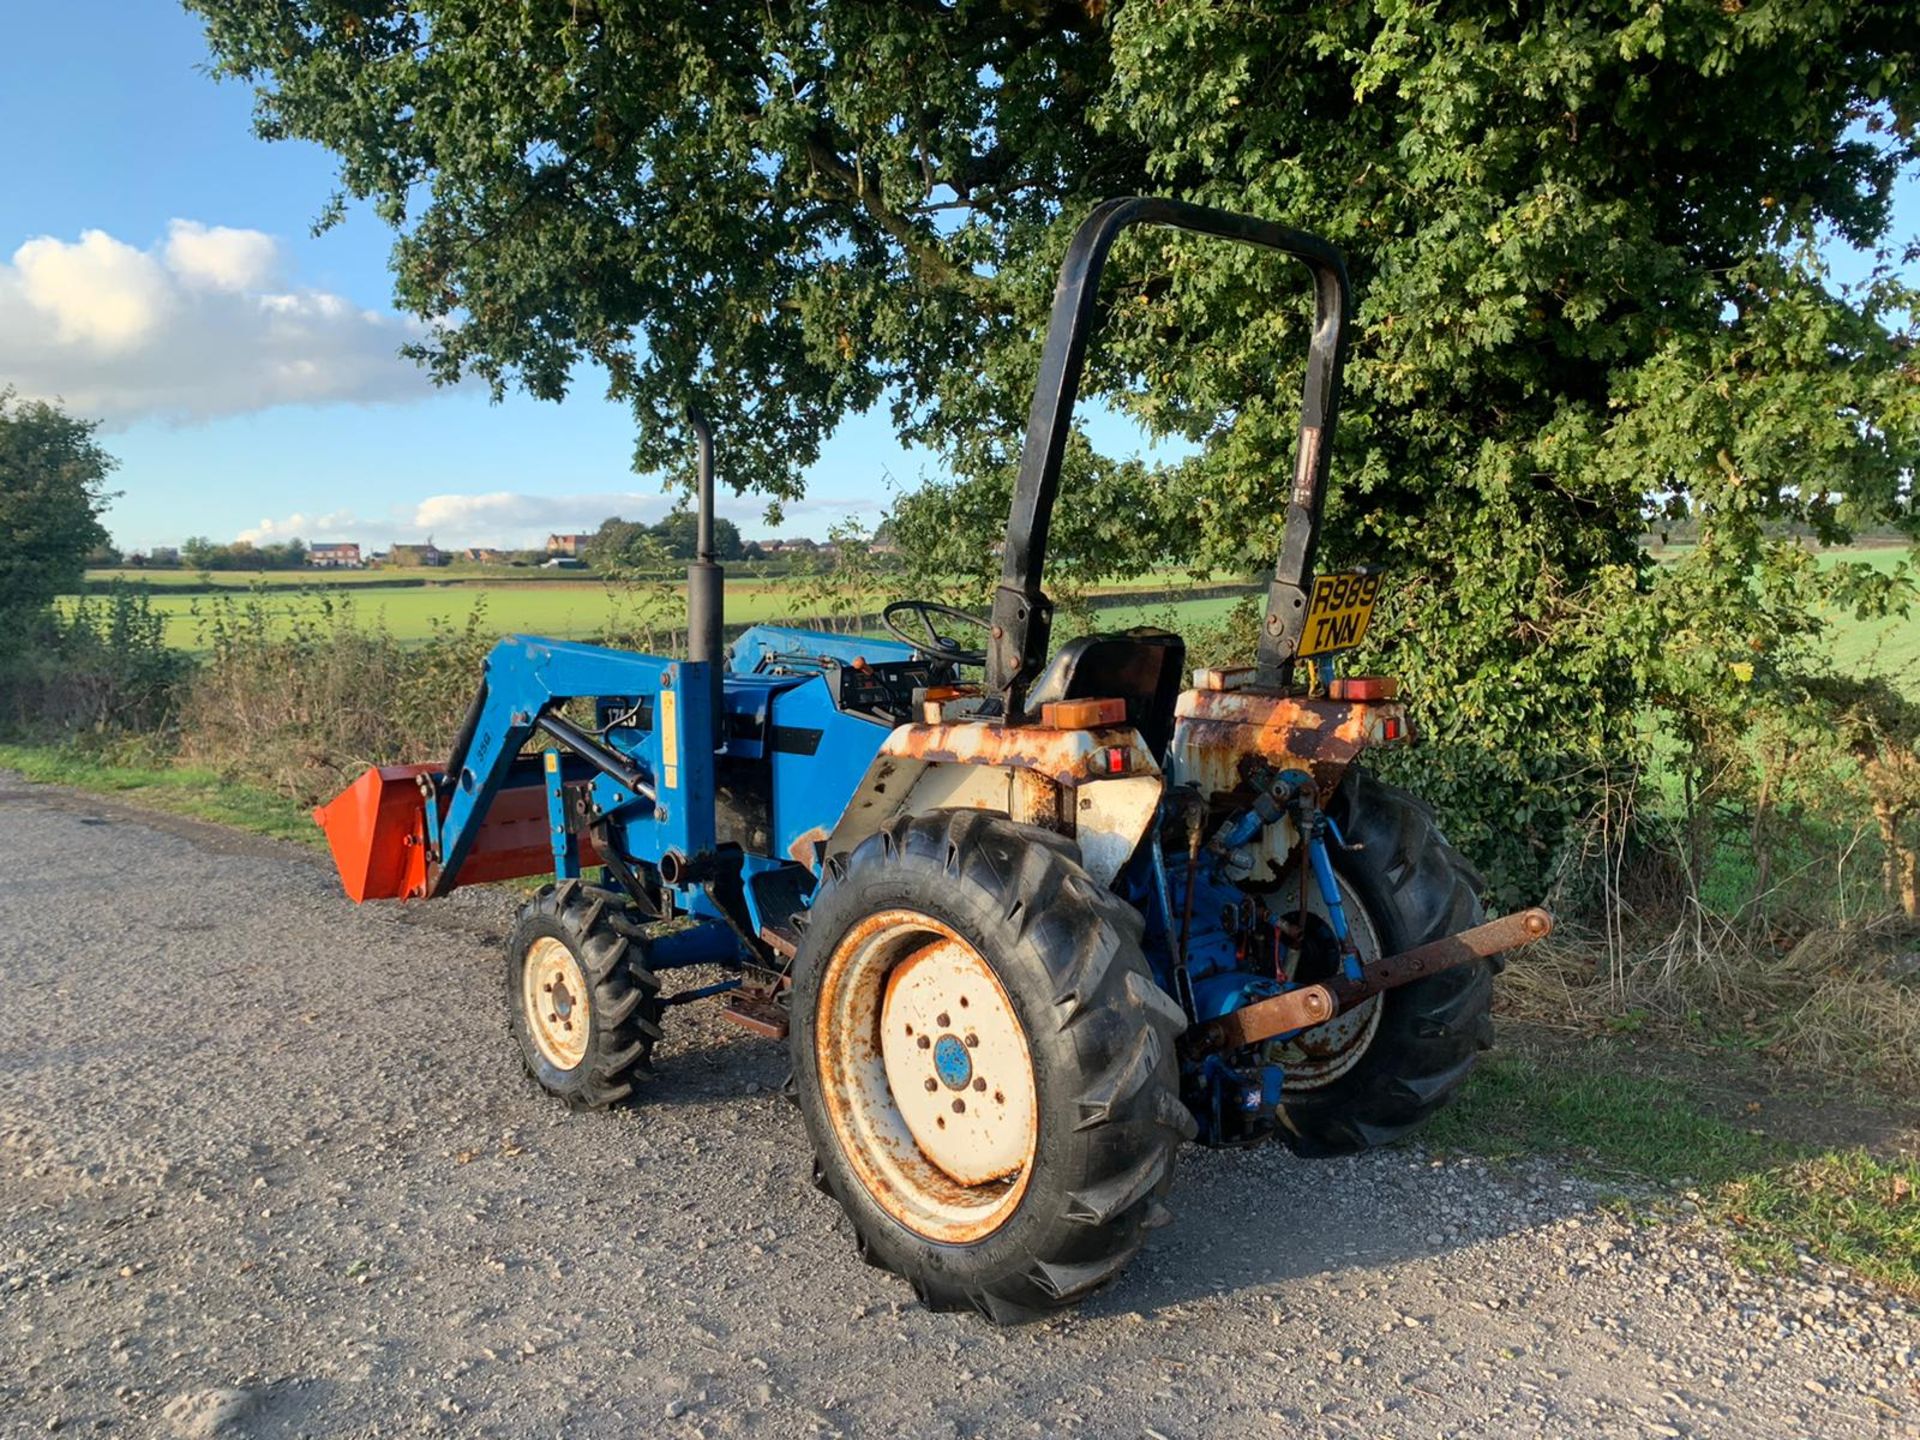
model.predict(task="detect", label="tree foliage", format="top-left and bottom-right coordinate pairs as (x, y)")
top-left (0, 390), bottom-right (116, 639)
top-left (180, 536), bottom-right (311, 571)
top-left (584, 511), bottom-right (744, 571)
top-left (190, 1), bottom-right (1920, 899)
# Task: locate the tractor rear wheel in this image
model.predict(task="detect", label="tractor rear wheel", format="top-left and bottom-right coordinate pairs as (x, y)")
top-left (791, 810), bottom-right (1193, 1323)
top-left (506, 880), bottom-right (662, 1109)
top-left (1275, 769), bottom-right (1492, 1157)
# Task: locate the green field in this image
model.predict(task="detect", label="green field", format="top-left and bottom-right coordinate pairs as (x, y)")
top-left (1648, 542), bottom-right (1920, 692)
top-left (68, 546), bottom-right (1914, 684)
top-left (82, 565), bottom-right (599, 589)
top-left (68, 570), bottom-right (1247, 651)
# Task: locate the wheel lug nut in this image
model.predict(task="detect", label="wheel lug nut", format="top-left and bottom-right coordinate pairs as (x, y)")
top-left (936, 1012), bottom-right (950, 1027)
top-left (923, 1078), bottom-right (937, 1092)
top-left (964, 1034), bottom-right (978, 1048)
top-left (916, 1035), bottom-right (930, 1050)
top-left (952, 1099), bottom-right (966, 1114)
top-left (973, 1078), bottom-right (986, 1092)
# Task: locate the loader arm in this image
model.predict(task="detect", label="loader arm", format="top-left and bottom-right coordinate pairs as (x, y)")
top-left (433, 637), bottom-right (716, 896)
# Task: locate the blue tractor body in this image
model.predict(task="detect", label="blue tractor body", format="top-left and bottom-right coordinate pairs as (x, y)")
top-left (314, 198), bottom-right (1552, 1321)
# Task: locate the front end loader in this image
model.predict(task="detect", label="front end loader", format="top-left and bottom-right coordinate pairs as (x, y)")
top-left (314, 197), bottom-right (1552, 1322)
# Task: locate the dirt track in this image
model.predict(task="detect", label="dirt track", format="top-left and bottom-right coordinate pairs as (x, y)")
top-left (3, 774), bottom-right (1916, 1437)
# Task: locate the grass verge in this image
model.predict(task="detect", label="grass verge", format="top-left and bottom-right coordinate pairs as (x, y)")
top-left (1428, 1046), bottom-right (1920, 1295)
top-left (0, 742), bottom-right (321, 846)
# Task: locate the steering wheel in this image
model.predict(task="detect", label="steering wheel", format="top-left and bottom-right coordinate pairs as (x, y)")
top-left (882, 599), bottom-right (991, 667)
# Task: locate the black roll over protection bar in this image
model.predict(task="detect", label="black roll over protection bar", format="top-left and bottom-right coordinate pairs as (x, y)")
top-left (984, 197), bottom-right (1352, 717)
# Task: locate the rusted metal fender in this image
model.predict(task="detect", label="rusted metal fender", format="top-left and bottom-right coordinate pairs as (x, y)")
top-left (820, 721), bottom-right (1165, 888)
top-left (1168, 688), bottom-right (1410, 802)
top-left (1186, 907), bottom-right (1554, 1057)
top-left (881, 719), bottom-right (1158, 783)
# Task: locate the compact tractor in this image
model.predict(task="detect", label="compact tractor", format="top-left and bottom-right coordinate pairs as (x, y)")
top-left (315, 198), bottom-right (1552, 1322)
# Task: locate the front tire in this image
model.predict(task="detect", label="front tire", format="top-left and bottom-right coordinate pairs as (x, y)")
top-left (506, 880), bottom-right (662, 1109)
top-left (791, 810), bottom-right (1193, 1323)
top-left (1276, 769), bottom-right (1492, 1156)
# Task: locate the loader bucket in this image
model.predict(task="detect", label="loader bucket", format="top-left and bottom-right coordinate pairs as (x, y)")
top-left (313, 760), bottom-right (604, 903)
top-left (312, 763), bottom-right (435, 902)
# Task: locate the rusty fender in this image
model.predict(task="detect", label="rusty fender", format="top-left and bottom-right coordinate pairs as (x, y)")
top-left (1169, 688), bottom-right (1407, 802)
top-left (1186, 907), bottom-right (1554, 1058)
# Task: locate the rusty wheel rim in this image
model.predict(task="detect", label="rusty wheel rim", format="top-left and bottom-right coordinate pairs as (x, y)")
top-left (523, 936), bottom-right (591, 1071)
top-left (1272, 873), bottom-right (1383, 1089)
top-left (816, 909), bottom-right (1038, 1244)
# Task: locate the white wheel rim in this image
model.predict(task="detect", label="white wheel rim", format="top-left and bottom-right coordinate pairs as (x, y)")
top-left (1272, 873), bottom-right (1384, 1090)
top-left (523, 935), bottom-right (591, 1070)
top-left (816, 909), bottom-right (1038, 1243)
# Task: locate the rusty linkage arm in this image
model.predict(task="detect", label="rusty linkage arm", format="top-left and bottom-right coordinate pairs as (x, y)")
top-left (1185, 908), bottom-right (1555, 1058)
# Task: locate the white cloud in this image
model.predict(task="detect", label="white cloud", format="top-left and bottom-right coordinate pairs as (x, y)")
top-left (407, 490), bottom-right (699, 547)
top-left (0, 220), bottom-right (439, 423)
top-left (162, 220), bottom-right (279, 292)
top-left (235, 510), bottom-right (364, 545)
top-left (226, 483), bottom-right (888, 550)
top-left (12, 229), bottom-right (172, 351)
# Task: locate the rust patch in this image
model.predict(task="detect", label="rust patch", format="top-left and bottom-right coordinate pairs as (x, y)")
top-left (1008, 767), bottom-right (1063, 831)
top-left (1170, 687), bottom-right (1408, 801)
top-left (787, 823), bottom-right (832, 866)
top-left (880, 720), bottom-right (1157, 788)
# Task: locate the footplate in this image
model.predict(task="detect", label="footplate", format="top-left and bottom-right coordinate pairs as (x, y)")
top-left (1186, 907), bottom-right (1553, 1057)
top-left (719, 992), bottom-right (789, 1040)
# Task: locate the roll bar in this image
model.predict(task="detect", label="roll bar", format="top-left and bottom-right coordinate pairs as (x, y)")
top-left (984, 196), bottom-right (1351, 716)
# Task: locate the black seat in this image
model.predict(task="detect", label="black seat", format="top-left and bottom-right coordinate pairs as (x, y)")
top-left (1026, 627), bottom-right (1187, 758)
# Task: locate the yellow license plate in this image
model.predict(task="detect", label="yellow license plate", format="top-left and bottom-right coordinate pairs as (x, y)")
top-left (1298, 570), bottom-right (1383, 658)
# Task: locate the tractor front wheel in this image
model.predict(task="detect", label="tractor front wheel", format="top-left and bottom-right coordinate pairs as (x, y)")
top-left (506, 880), bottom-right (662, 1109)
top-left (791, 810), bottom-right (1193, 1323)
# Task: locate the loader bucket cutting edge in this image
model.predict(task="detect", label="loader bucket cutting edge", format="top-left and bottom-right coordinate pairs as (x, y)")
top-left (312, 763), bottom-right (436, 903)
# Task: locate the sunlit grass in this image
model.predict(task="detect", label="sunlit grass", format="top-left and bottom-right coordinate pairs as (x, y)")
top-left (1430, 1047), bottom-right (1920, 1296)
top-left (0, 742), bottom-right (318, 844)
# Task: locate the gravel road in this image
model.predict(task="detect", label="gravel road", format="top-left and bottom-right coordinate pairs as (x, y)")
top-left (3, 774), bottom-right (1917, 1438)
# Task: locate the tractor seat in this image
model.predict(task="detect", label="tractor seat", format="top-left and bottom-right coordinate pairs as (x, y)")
top-left (1027, 627), bottom-right (1187, 758)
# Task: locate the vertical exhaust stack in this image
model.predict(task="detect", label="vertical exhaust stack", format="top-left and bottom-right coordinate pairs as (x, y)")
top-left (684, 405), bottom-right (724, 724)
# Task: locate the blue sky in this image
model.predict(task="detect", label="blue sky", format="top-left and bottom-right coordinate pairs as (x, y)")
top-left (0, 1), bottom-right (940, 553)
top-left (0, 3), bottom-right (1912, 555)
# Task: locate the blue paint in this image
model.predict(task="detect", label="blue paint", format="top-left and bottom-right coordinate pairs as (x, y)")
top-left (543, 748), bottom-right (578, 881)
top-left (933, 1035), bottom-right (973, 1090)
top-left (729, 624), bottom-right (918, 675)
top-left (1307, 828), bottom-right (1365, 983)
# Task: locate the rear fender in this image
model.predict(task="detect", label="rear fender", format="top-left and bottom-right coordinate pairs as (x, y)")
top-left (822, 721), bottom-right (1163, 888)
top-left (1168, 688), bottom-right (1410, 804)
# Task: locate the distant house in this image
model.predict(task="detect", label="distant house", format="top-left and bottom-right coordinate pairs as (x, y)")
top-left (309, 541), bottom-right (363, 569)
top-left (389, 541), bottom-right (450, 567)
top-left (464, 547), bottom-right (507, 565)
top-left (148, 546), bottom-right (180, 567)
top-left (546, 532), bottom-right (592, 557)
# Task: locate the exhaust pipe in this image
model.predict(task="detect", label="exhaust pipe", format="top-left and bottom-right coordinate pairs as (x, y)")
top-left (684, 405), bottom-right (724, 723)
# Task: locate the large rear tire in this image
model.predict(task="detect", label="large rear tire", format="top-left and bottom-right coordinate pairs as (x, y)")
top-left (791, 810), bottom-right (1194, 1323)
top-left (1276, 769), bottom-right (1492, 1156)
